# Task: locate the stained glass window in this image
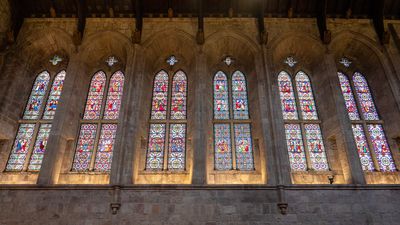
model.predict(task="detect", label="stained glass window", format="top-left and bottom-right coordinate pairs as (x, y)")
top-left (94, 124), bottom-right (118, 172)
top-left (232, 71), bottom-right (249, 120)
top-left (83, 71), bottom-right (106, 120)
top-left (6, 124), bottom-right (35, 171)
top-left (214, 71), bottom-right (229, 120)
top-left (234, 124), bottom-right (254, 170)
top-left (295, 71), bottom-right (318, 120)
top-left (213, 71), bottom-right (254, 171)
top-left (27, 124), bottom-right (52, 171)
top-left (151, 71), bottom-right (169, 120)
top-left (146, 124), bottom-right (166, 170)
top-left (304, 124), bottom-right (329, 171)
top-left (23, 71), bottom-right (50, 120)
top-left (170, 71), bottom-right (187, 120)
top-left (337, 72), bottom-right (360, 120)
top-left (284, 124), bottom-right (307, 171)
top-left (7, 70), bottom-right (68, 172)
top-left (367, 124), bottom-right (396, 172)
top-left (278, 71), bottom-right (329, 172)
top-left (72, 124), bottom-right (98, 171)
top-left (43, 71), bottom-right (66, 120)
top-left (353, 73), bottom-right (379, 120)
top-left (73, 71), bottom-right (125, 172)
top-left (338, 71), bottom-right (396, 172)
top-left (214, 124), bottom-right (233, 170)
top-left (351, 124), bottom-right (375, 171)
top-left (167, 124), bottom-right (186, 170)
top-left (104, 71), bottom-right (125, 120)
top-left (278, 71), bottom-right (298, 120)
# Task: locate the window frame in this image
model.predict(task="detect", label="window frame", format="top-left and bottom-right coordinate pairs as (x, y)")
top-left (5, 70), bottom-right (66, 172)
top-left (212, 69), bottom-right (255, 171)
top-left (71, 70), bottom-right (125, 173)
top-left (278, 70), bottom-right (330, 172)
top-left (144, 69), bottom-right (188, 172)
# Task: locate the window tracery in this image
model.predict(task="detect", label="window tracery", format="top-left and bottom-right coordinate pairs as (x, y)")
top-left (278, 71), bottom-right (329, 172)
top-left (213, 71), bottom-right (254, 171)
top-left (338, 72), bottom-right (396, 172)
top-left (145, 70), bottom-right (187, 171)
top-left (72, 71), bottom-right (125, 172)
top-left (6, 70), bottom-right (66, 172)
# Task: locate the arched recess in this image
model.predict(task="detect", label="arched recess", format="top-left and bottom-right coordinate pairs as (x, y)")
top-left (133, 29), bottom-right (197, 184)
top-left (203, 32), bottom-right (266, 184)
top-left (270, 32), bottom-right (351, 184)
top-left (55, 30), bottom-right (133, 184)
top-left (0, 28), bottom-right (74, 184)
top-left (330, 31), bottom-right (400, 184)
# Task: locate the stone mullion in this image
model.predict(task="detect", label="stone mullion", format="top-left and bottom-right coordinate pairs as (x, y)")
top-left (261, 47), bottom-right (291, 185)
top-left (324, 53), bottom-right (366, 184)
top-left (191, 50), bottom-right (206, 184)
top-left (37, 53), bottom-right (83, 184)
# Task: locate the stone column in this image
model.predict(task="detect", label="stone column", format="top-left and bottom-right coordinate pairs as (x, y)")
top-left (109, 46), bottom-right (136, 185)
top-left (118, 44), bottom-right (145, 185)
top-left (254, 48), bottom-right (278, 185)
top-left (261, 46), bottom-right (292, 185)
top-left (192, 48), bottom-right (207, 184)
top-left (37, 53), bottom-right (83, 185)
top-left (323, 52), bottom-right (366, 184)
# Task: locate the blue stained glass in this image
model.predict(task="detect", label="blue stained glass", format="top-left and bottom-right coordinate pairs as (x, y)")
top-left (351, 124), bottom-right (375, 171)
top-left (83, 71), bottom-right (106, 120)
top-left (353, 72), bottom-right (379, 120)
top-left (27, 124), bottom-right (52, 171)
top-left (367, 124), bottom-right (396, 172)
top-left (214, 71), bottom-right (229, 120)
top-left (214, 123), bottom-right (233, 170)
top-left (23, 71), bottom-right (50, 120)
top-left (232, 71), bottom-right (249, 119)
top-left (6, 124), bottom-right (35, 171)
top-left (146, 124), bottom-right (166, 170)
top-left (170, 71), bottom-right (187, 120)
top-left (167, 124), bottom-right (186, 170)
top-left (72, 124), bottom-right (98, 171)
top-left (151, 71), bottom-right (169, 120)
top-left (304, 124), bottom-right (329, 171)
top-left (295, 71), bottom-right (318, 120)
top-left (338, 72), bottom-right (360, 121)
top-left (285, 123), bottom-right (307, 171)
top-left (43, 71), bottom-right (66, 119)
top-left (278, 71), bottom-right (299, 120)
top-left (234, 124), bottom-right (254, 170)
top-left (94, 123), bottom-right (118, 172)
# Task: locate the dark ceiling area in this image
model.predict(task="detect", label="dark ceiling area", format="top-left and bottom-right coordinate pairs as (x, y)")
top-left (16, 0), bottom-right (400, 19)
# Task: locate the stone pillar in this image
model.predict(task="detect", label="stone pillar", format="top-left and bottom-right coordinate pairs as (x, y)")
top-left (37, 53), bottom-right (83, 185)
top-left (261, 46), bottom-right (292, 185)
top-left (109, 46), bottom-right (137, 185)
top-left (118, 44), bottom-right (145, 185)
top-left (254, 48), bottom-right (278, 185)
top-left (192, 48), bottom-right (207, 184)
top-left (323, 52), bottom-right (366, 184)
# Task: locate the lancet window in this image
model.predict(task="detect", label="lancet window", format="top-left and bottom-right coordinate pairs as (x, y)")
top-left (278, 71), bottom-right (329, 171)
top-left (213, 71), bottom-right (254, 171)
top-left (145, 70), bottom-right (187, 171)
top-left (72, 71), bottom-right (125, 172)
top-left (338, 72), bottom-right (396, 172)
top-left (6, 70), bottom-right (66, 171)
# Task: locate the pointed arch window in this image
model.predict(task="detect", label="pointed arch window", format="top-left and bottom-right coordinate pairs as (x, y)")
top-left (278, 71), bottom-right (329, 172)
top-left (338, 72), bottom-right (396, 172)
top-left (145, 70), bottom-right (187, 171)
top-left (6, 70), bottom-right (67, 172)
top-left (72, 71), bottom-right (125, 172)
top-left (213, 71), bottom-right (254, 171)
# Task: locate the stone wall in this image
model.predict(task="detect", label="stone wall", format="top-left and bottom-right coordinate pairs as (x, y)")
top-left (0, 186), bottom-right (399, 225)
top-left (0, 16), bottom-right (400, 224)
